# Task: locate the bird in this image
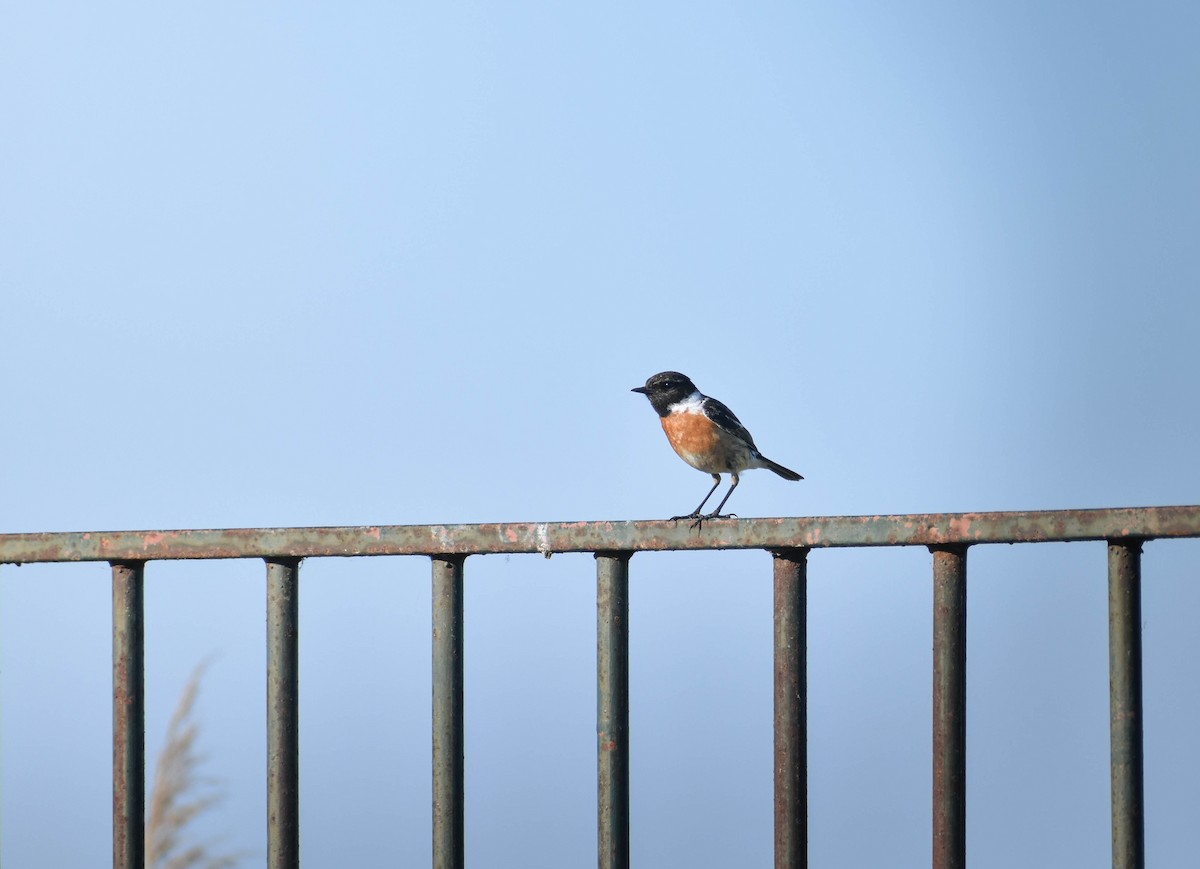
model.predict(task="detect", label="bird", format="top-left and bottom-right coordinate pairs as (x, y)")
top-left (632, 371), bottom-right (802, 525)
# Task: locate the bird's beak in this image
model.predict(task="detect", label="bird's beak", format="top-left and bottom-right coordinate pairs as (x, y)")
top-left (631, 386), bottom-right (648, 394)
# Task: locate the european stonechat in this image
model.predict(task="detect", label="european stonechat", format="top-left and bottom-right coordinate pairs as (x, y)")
top-left (633, 371), bottom-right (803, 525)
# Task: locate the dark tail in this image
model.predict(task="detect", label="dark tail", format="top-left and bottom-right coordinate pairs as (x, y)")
top-left (761, 456), bottom-right (803, 481)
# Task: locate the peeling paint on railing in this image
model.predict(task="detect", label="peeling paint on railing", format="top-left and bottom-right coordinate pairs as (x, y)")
top-left (3, 506), bottom-right (1199, 564)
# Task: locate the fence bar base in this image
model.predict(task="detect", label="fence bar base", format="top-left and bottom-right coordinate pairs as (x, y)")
top-left (113, 561), bottom-right (146, 869)
top-left (1109, 539), bottom-right (1145, 869)
top-left (932, 546), bottom-right (967, 869)
top-left (267, 557), bottom-right (301, 869)
top-left (596, 552), bottom-right (631, 869)
top-left (433, 555), bottom-right (466, 869)
top-left (772, 548), bottom-right (808, 869)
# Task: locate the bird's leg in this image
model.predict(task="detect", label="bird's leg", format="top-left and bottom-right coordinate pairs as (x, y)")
top-left (671, 474), bottom-right (722, 522)
top-left (697, 472), bottom-right (740, 524)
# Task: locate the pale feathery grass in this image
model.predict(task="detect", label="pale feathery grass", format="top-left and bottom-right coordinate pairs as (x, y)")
top-left (145, 662), bottom-right (243, 869)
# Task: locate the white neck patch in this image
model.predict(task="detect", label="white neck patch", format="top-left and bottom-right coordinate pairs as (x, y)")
top-left (667, 392), bottom-right (705, 414)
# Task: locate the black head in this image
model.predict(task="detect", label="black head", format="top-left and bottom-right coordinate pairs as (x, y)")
top-left (632, 371), bottom-right (699, 416)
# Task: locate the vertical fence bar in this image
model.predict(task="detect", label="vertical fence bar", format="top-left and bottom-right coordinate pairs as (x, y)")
top-left (931, 545), bottom-right (967, 869)
top-left (112, 561), bottom-right (145, 869)
top-left (773, 548), bottom-right (809, 869)
top-left (1108, 539), bottom-right (1145, 869)
top-left (596, 552), bottom-right (631, 869)
top-left (433, 555), bottom-right (466, 869)
top-left (266, 557), bottom-right (301, 869)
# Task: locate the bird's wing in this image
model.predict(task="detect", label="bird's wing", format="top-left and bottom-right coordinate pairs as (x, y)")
top-left (702, 396), bottom-right (758, 450)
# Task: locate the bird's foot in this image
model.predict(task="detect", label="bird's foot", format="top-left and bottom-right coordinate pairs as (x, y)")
top-left (688, 511), bottom-right (738, 530)
top-left (669, 511), bottom-right (701, 523)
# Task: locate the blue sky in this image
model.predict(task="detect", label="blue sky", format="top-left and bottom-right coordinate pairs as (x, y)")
top-left (3, 2), bottom-right (1199, 866)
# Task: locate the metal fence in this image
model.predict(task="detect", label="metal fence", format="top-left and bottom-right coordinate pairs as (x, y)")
top-left (3, 505), bottom-right (1199, 869)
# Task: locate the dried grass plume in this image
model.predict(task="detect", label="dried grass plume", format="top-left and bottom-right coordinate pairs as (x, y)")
top-left (145, 662), bottom-right (242, 869)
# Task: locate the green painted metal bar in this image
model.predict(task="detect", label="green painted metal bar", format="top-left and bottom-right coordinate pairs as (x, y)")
top-left (433, 555), bottom-right (466, 869)
top-left (3, 506), bottom-right (1200, 563)
top-left (266, 557), bottom-right (300, 869)
top-left (1108, 540), bottom-right (1145, 869)
top-left (112, 561), bottom-right (145, 869)
top-left (772, 549), bottom-right (808, 869)
top-left (932, 546), bottom-right (967, 869)
top-left (596, 552), bottom-right (631, 869)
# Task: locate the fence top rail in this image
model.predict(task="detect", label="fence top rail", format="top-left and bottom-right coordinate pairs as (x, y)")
top-left (1, 506), bottom-right (1198, 565)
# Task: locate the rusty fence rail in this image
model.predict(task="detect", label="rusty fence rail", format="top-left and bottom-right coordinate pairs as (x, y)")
top-left (3, 505), bottom-right (1200, 869)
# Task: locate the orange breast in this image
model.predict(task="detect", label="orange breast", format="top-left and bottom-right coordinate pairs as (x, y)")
top-left (661, 412), bottom-right (723, 470)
